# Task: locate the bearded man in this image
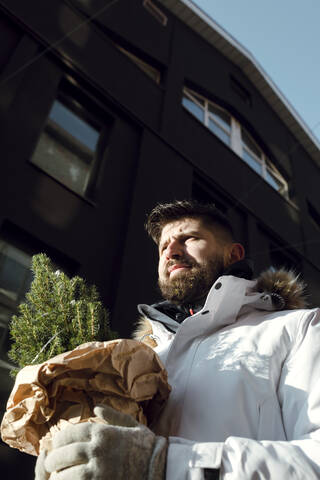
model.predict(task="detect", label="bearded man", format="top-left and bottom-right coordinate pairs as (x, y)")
top-left (36, 200), bottom-right (320, 480)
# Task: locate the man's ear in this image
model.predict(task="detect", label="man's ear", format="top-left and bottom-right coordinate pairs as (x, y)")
top-left (224, 243), bottom-right (245, 266)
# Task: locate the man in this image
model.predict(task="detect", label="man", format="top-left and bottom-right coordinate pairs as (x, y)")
top-left (36, 200), bottom-right (320, 479)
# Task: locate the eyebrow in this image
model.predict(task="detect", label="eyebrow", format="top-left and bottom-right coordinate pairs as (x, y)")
top-left (159, 230), bottom-right (202, 250)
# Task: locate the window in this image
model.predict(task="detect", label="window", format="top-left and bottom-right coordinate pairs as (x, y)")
top-left (31, 90), bottom-right (101, 197)
top-left (182, 89), bottom-right (231, 146)
top-left (0, 241), bottom-right (32, 305)
top-left (143, 0), bottom-right (168, 26)
top-left (241, 128), bottom-right (287, 196)
top-left (0, 240), bottom-right (32, 371)
top-left (182, 87), bottom-right (289, 199)
top-left (0, 304), bottom-right (15, 366)
top-left (115, 44), bottom-right (161, 83)
top-left (0, 228), bottom-right (78, 374)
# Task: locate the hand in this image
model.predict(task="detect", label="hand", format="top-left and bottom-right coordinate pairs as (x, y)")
top-left (34, 405), bottom-right (167, 480)
top-left (35, 450), bottom-right (50, 480)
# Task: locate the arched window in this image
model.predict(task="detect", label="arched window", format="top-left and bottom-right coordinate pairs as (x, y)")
top-left (182, 87), bottom-right (289, 199)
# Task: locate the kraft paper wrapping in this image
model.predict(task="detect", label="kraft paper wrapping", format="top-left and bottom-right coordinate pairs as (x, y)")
top-left (0, 339), bottom-right (171, 456)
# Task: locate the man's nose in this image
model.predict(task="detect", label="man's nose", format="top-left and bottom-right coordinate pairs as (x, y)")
top-left (166, 239), bottom-right (183, 259)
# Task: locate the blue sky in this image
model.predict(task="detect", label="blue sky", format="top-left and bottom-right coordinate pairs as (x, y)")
top-left (192, 0), bottom-right (320, 143)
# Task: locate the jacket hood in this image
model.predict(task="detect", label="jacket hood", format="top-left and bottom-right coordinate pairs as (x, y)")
top-left (134, 268), bottom-right (307, 344)
top-left (255, 268), bottom-right (307, 310)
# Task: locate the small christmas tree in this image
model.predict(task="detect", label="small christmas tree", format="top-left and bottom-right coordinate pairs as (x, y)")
top-left (8, 253), bottom-right (117, 376)
top-left (2, 254), bottom-right (171, 457)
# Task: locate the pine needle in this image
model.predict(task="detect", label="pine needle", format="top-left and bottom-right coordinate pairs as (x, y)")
top-left (8, 253), bottom-right (117, 376)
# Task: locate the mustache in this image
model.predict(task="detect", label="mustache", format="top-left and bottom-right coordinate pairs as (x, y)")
top-left (166, 257), bottom-right (198, 270)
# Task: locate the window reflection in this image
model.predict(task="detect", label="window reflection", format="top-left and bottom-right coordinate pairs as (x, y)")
top-left (182, 96), bottom-right (204, 123)
top-left (0, 241), bottom-right (32, 372)
top-left (0, 242), bottom-right (32, 303)
top-left (31, 93), bottom-right (101, 197)
top-left (208, 118), bottom-right (230, 146)
top-left (182, 87), bottom-right (289, 200)
top-left (208, 103), bottom-right (231, 133)
top-left (242, 150), bottom-right (263, 175)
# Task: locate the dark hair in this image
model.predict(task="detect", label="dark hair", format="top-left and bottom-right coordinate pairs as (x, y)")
top-left (145, 199), bottom-right (234, 245)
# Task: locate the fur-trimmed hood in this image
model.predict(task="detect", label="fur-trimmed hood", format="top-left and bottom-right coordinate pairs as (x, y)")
top-left (133, 269), bottom-right (307, 346)
top-left (255, 268), bottom-right (306, 310)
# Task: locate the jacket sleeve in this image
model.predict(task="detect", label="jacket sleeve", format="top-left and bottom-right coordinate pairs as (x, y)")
top-left (165, 308), bottom-right (320, 480)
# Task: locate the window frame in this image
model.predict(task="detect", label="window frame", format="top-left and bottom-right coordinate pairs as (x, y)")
top-left (182, 87), bottom-right (289, 199)
top-left (0, 240), bottom-right (32, 306)
top-left (30, 84), bottom-right (108, 202)
top-left (0, 239), bottom-right (33, 370)
top-left (115, 44), bottom-right (161, 84)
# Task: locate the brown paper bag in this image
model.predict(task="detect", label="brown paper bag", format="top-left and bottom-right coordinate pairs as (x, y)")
top-left (1, 339), bottom-right (171, 456)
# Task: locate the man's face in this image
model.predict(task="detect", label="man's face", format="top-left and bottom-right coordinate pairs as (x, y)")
top-left (158, 217), bottom-right (228, 304)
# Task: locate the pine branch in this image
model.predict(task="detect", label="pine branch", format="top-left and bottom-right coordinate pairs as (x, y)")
top-left (8, 253), bottom-right (117, 376)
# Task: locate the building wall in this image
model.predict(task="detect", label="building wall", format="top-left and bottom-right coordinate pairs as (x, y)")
top-left (0, 0), bottom-right (319, 475)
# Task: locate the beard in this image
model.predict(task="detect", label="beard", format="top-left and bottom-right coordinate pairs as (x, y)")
top-left (158, 255), bottom-right (225, 305)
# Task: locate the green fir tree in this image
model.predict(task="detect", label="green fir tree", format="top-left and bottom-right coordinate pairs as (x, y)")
top-left (8, 253), bottom-right (117, 376)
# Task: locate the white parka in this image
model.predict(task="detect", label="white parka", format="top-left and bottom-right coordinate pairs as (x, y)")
top-left (135, 270), bottom-right (320, 479)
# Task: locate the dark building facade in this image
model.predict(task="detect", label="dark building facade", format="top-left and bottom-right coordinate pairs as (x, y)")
top-left (0, 0), bottom-right (319, 475)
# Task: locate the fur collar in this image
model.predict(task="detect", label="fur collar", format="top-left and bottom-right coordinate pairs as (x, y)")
top-left (133, 319), bottom-right (158, 348)
top-left (133, 269), bottom-right (307, 345)
top-left (256, 268), bottom-right (306, 310)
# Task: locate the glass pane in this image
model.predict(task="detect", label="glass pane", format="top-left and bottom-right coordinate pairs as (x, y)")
top-left (0, 245), bottom-right (31, 302)
top-left (208, 103), bottom-right (231, 132)
top-left (134, 59), bottom-right (160, 83)
top-left (0, 242), bottom-right (30, 268)
top-left (208, 118), bottom-right (231, 146)
top-left (0, 305), bottom-right (14, 359)
top-left (241, 128), bottom-right (262, 159)
top-left (182, 96), bottom-right (205, 123)
top-left (0, 306), bottom-right (16, 374)
top-left (266, 169), bottom-right (283, 191)
top-left (32, 130), bottom-right (91, 196)
top-left (49, 101), bottom-right (99, 153)
top-left (242, 148), bottom-right (263, 175)
top-left (185, 89), bottom-right (205, 106)
top-left (117, 46), bottom-right (161, 83)
top-left (0, 304), bottom-right (12, 326)
top-left (31, 94), bottom-right (102, 197)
